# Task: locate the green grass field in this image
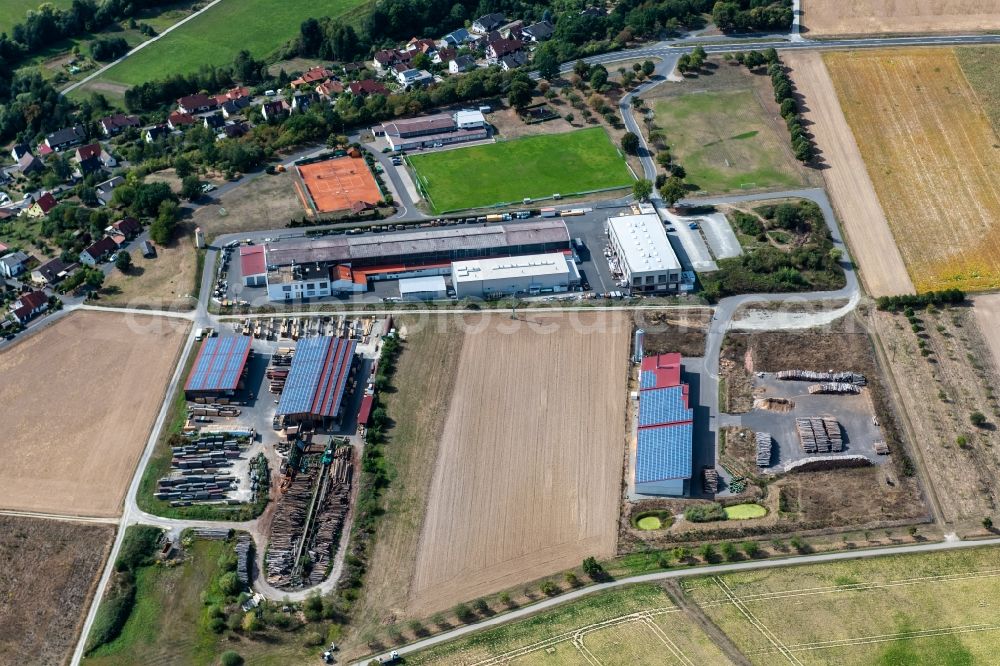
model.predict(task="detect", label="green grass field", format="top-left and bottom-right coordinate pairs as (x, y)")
top-left (0, 0), bottom-right (74, 35)
top-left (637, 515), bottom-right (663, 530)
top-left (93, 0), bottom-right (368, 86)
top-left (957, 46), bottom-right (1000, 135)
top-left (724, 503), bottom-right (767, 519)
top-left (407, 128), bottom-right (634, 213)
top-left (653, 89), bottom-right (805, 194)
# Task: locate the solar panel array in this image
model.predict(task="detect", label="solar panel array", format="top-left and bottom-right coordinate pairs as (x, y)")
top-left (638, 386), bottom-right (691, 427)
top-left (276, 337), bottom-right (356, 418)
top-left (640, 370), bottom-right (659, 389)
top-left (636, 423), bottom-right (693, 483)
top-left (185, 336), bottom-right (252, 392)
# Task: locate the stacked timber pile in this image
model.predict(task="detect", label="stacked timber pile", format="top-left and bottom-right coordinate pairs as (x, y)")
top-left (193, 527), bottom-right (231, 539)
top-left (874, 441), bottom-right (890, 455)
top-left (807, 383), bottom-right (860, 395)
top-left (156, 474), bottom-right (236, 504)
top-left (307, 448), bottom-right (354, 584)
top-left (778, 370), bottom-right (866, 386)
top-left (796, 416), bottom-right (843, 453)
top-left (267, 366), bottom-right (288, 394)
top-left (189, 405), bottom-right (241, 417)
top-left (702, 467), bottom-right (719, 494)
top-left (157, 435), bottom-right (247, 505)
top-left (755, 432), bottom-right (772, 467)
top-left (266, 471), bottom-right (314, 588)
top-left (236, 535), bottom-right (253, 585)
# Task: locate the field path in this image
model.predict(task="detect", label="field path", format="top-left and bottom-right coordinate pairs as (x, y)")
top-left (60, 0), bottom-right (227, 95)
top-left (783, 51), bottom-right (913, 297)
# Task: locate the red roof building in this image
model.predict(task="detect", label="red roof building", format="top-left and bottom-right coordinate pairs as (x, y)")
top-left (168, 112), bottom-right (196, 129)
top-left (640, 353), bottom-right (684, 390)
top-left (112, 216), bottom-right (142, 238)
top-left (348, 80), bottom-right (388, 96)
top-left (291, 67), bottom-right (333, 88)
top-left (357, 393), bottom-right (374, 426)
top-left (240, 246), bottom-right (267, 287)
top-left (76, 143), bottom-right (102, 161)
top-left (34, 192), bottom-right (58, 215)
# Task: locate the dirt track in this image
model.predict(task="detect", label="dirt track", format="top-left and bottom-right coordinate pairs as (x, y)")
top-left (784, 51), bottom-right (914, 297)
top-left (973, 294), bottom-right (1000, 371)
top-left (802, 0), bottom-right (1000, 36)
top-left (0, 311), bottom-right (187, 517)
top-left (409, 313), bottom-right (629, 614)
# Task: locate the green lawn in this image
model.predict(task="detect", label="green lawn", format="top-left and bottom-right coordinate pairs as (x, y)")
top-left (94, 0), bottom-right (368, 86)
top-left (653, 89), bottom-right (805, 194)
top-left (407, 127), bottom-right (635, 213)
top-left (723, 503), bottom-right (767, 519)
top-left (0, 0), bottom-right (74, 35)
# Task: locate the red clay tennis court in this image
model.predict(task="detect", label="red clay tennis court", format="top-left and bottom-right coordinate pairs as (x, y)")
top-left (297, 156), bottom-right (382, 213)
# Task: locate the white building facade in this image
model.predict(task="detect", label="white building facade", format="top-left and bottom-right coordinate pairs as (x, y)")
top-left (606, 213), bottom-right (682, 293)
top-left (451, 252), bottom-right (580, 299)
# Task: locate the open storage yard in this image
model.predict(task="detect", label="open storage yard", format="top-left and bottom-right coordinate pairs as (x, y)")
top-left (824, 48), bottom-right (1000, 293)
top-left (406, 583), bottom-right (734, 665)
top-left (0, 311), bottom-right (188, 517)
top-left (686, 546), bottom-right (1000, 665)
top-left (81, 0), bottom-right (368, 88)
top-left (802, 0), bottom-right (1000, 36)
top-left (783, 51), bottom-right (912, 297)
top-left (650, 73), bottom-right (814, 194)
top-left (408, 312), bottom-right (629, 615)
top-left (407, 128), bottom-right (634, 213)
top-left (0, 516), bottom-right (114, 666)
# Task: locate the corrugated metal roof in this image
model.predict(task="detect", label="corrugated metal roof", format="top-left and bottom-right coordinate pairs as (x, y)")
top-left (636, 423), bottom-right (693, 482)
top-left (640, 353), bottom-right (682, 390)
top-left (276, 337), bottom-right (356, 418)
top-left (357, 394), bottom-right (374, 425)
top-left (185, 337), bottom-right (252, 392)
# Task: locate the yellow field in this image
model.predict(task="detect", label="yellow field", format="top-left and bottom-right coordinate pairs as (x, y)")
top-left (825, 48), bottom-right (1000, 293)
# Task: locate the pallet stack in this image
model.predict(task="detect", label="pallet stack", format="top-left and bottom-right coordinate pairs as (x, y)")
top-left (874, 441), bottom-right (890, 455)
top-left (702, 467), bottom-right (719, 494)
top-left (778, 370), bottom-right (866, 386)
top-left (796, 416), bottom-right (843, 453)
top-left (755, 432), bottom-right (773, 467)
top-left (807, 383), bottom-right (860, 395)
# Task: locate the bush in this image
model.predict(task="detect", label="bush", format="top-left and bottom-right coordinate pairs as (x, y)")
top-left (582, 556), bottom-right (605, 579)
top-left (790, 535), bottom-right (809, 553)
top-left (540, 580), bottom-right (559, 596)
top-left (697, 543), bottom-right (716, 562)
top-left (720, 542), bottom-right (739, 562)
top-left (453, 603), bottom-right (475, 623)
top-left (115, 526), bottom-right (162, 573)
top-left (303, 631), bottom-right (325, 647)
top-left (472, 598), bottom-right (490, 615)
top-left (970, 411), bottom-right (988, 428)
top-left (221, 651), bottom-right (244, 666)
top-left (741, 541), bottom-right (760, 558)
top-left (876, 290), bottom-right (965, 312)
top-left (85, 578), bottom-right (136, 653)
top-left (684, 503), bottom-right (727, 523)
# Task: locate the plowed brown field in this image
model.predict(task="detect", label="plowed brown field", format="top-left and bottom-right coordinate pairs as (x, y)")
top-left (802, 0), bottom-right (1000, 36)
top-left (409, 312), bottom-right (629, 614)
top-left (825, 48), bottom-right (1000, 293)
top-left (0, 311), bottom-right (188, 516)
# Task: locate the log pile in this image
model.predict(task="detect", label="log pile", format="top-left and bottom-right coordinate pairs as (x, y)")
top-left (156, 435), bottom-right (247, 505)
top-left (796, 416), bottom-right (843, 453)
top-left (778, 370), bottom-right (866, 386)
top-left (235, 535), bottom-right (252, 585)
top-left (266, 471), bottom-right (315, 588)
top-left (807, 383), bottom-right (860, 395)
top-left (702, 467), bottom-right (719, 494)
top-left (307, 448), bottom-right (354, 585)
top-left (755, 432), bottom-right (772, 467)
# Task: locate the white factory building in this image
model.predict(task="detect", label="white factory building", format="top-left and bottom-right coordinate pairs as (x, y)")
top-left (399, 275), bottom-right (448, 300)
top-left (606, 213), bottom-right (682, 293)
top-left (452, 252), bottom-right (580, 298)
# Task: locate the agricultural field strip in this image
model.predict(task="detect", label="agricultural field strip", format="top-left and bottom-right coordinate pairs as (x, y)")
top-left (469, 607), bottom-right (679, 665)
top-left (693, 567), bottom-right (1000, 605)
top-left (713, 577), bottom-right (803, 666)
top-left (745, 622), bottom-right (1000, 654)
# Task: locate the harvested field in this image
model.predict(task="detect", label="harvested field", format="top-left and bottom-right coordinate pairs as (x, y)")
top-left (0, 311), bottom-right (188, 516)
top-left (409, 312), bottom-right (629, 614)
top-left (687, 546), bottom-right (1000, 665)
top-left (874, 303), bottom-right (1000, 528)
top-left (802, 0), bottom-right (1000, 36)
top-left (825, 48), bottom-right (1000, 293)
top-left (783, 51), bottom-right (912, 297)
top-left (297, 156), bottom-right (382, 213)
top-left (957, 46), bottom-right (1000, 135)
top-left (0, 516), bottom-right (114, 666)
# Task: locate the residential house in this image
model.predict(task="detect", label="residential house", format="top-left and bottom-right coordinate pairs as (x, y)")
top-left (292, 91), bottom-right (320, 113)
top-left (144, 125), bottom-right (170, 142)
top-left (433, 47), bottom-right (457, 65)
top-left (23, 192), bottom-right (58, 218)
top-left (9, 290), bottom-right (48, 325)
top-left (347, 80), bottom-right (388, 96)
top-left (31, 257), bottom-right (74, 286)
top-left (168, 112), bottom-right (196, 130)
top-left (74, 143), bottom-right (116, 168)
top-left (500, 52), bottom-right (528, 70)
top-left (396, 68), bottom-right (434, 88)
top-left (373, 48), bottom-right (414, 74)
top-left (79, 236), bottom-right (118, 266)
top-left (95, 176), bottom-right (125, 205)
top-left (441, 27), bottom-right (474, 47)
top-left (220, 97), bottom-right (251, 118)
top-left (261, 100), bottom-right (289, 122)
top-left (522, 20), bottom-right (555, 41)
top-left (75, 155), bottom-right (103, 178)
top-left (112, 216), bottom-right (142, 239)
top-left (176, 94), bottom-right (218, 114)
top-left (10, 144), bottom-right (30, 162)
top-left (449, 55), bottom-right (476, 73)
top-left (203, 113), bottom-right (226, 130)
top-left (222, 123), bottom-right (249, 139)
top-left (44, 125), bottom-right (86, 152)
top-left (406, 37), bottom-right (437, 55)
top-left (473, 13), bottom-right (506, 34)
top-left (17, 153), bottom-right (44, 175)
top-left (291, 67), bottom-right (333, 89)
top-left (0, 250), bottom-right (29, 277)
top-left (99, 114), bottom-right (140, 136)
top-left (213, 86), bottom-right (251, 105)
top-left (315, 79), bottom-right (344, 99)
top-left (500, 20), bottom-right (524, 39)
top-left (486, 38), bottom-right (523, 64)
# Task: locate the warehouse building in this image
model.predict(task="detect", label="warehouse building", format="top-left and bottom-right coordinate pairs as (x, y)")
top-left (276, 337), bottom-right (357, 426)
top-left (372, 109), bottom-right (488, 150)
top-left (452, 252), bottom-right (579, 299)
top-left (635, 353), bottom-right (692, 496)
top-left (240, 246), bottom-right (266, 287)
top-left (399, 275), bottom-right (448, 300)
top-left (607, 213), bottom-right (682, 293)
top-left (185, 336), bottom-right (253, 399)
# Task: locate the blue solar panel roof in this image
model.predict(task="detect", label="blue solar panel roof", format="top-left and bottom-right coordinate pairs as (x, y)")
top-left (185, 336), bottom-right (252, 392)
top-left (276, 337), bottom-right (356, 417)
top-left (638, 386), bottom-right (691, 427)
top-left (640, 370), bottom-right (658, 389)
top-left (636, 423), bottom-right (693, 482)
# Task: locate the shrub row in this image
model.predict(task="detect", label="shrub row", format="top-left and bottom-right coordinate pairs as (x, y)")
top-left (875, 290), bottom-right (966, 311)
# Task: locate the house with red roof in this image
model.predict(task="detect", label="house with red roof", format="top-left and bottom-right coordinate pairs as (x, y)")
top-left (23, 192), bottom-right (58, 218)
top-left (168, 112), bottom-right (196, 130)
top-left (177, 94), bottom-right (218, 114)
top-left (347, 80), bottom-right (388, 96)
top-left (9, 290), bottom-right (48, 325)
top-left (291, 67), bottom-right (333, 89)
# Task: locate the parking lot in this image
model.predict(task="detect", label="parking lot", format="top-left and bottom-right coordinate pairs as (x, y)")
top-left (740, 373), bottom-right (887, 470)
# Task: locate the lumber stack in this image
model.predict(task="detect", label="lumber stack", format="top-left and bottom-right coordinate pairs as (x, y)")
top-left (807, 383), bottom-right (860, 395)
top-left (874, 441), bottom-right (890, 455)
top-left (755, 432), bottom-right (772, 467)
top-left (702, 467), bottom-right (719, 494)
top-left (796, 416), bottom-right (843, 454)
top-left (235, 535), bottom-right (253, 585)
top-left (777, 370), bottom-right (866, 386)
top-left (266, 471), bottom-right (315, 588)
top-left (307, 448), bottom-right (354, 584)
